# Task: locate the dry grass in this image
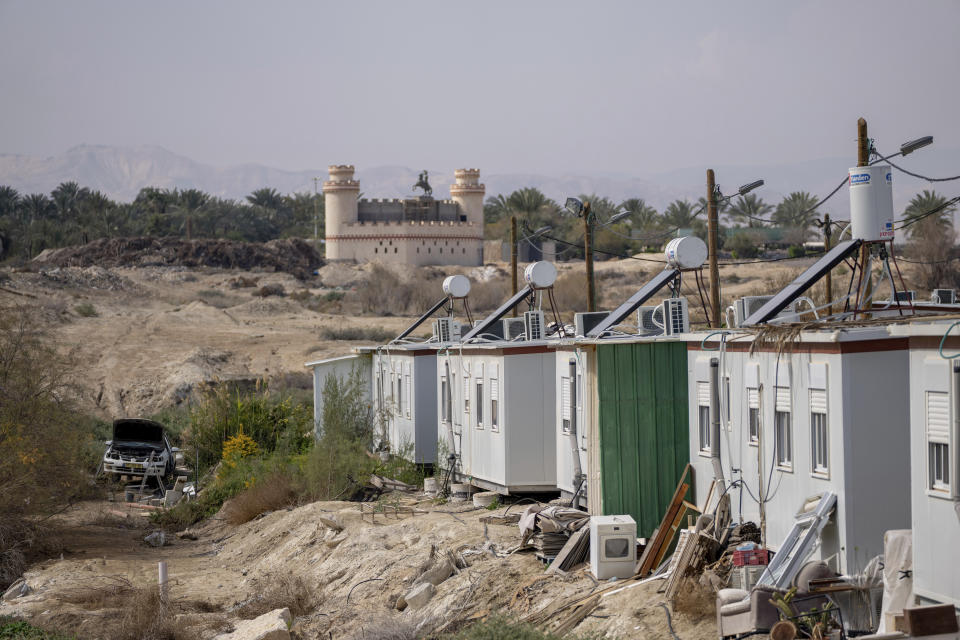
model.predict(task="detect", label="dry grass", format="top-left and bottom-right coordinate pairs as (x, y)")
top-left (551, 271), bottom-right (589, 314)
top-left (319, 326), bottom-right (395, 343)
top-left (0, 521), bottom-right (64, 591)
top-left (221, 471), bottom-right (298, 525)
top-left (57, 577), bottom-right (222, 640)
top-left (235, 575), bottom-right (318, 619)
top-left (468, 277), bottom-right (509, 313)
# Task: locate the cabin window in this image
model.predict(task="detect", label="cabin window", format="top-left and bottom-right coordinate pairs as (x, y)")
top-left (490, 377), bottom-right (499, 432)
top-left (775, 386), bottom-right (792, 470)
top-left (747, 388), bottom-right (760, 445)
top-left (476, 380), bottom-right (484, 429)
top-left (569, 360), bottom-right (579, 437)
top-left (810, 389), bottom-right (828, 476)
top-left (463, 376), bottom-right (470, 417)
top-left (723, 375), bottom-right (731, 431)
top-left (395, 375), bottom-right (402, 416)
top-left (697, 382), bottom-right (711, 453)
top-left (404, 366), bottom-right (412, 419)
top-left (927, 391), bottom-right (951, 492)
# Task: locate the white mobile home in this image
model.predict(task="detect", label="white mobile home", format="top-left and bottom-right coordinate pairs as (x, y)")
top-left (366, 344), bottom-right (439, 465)
top-left (437, 341), bottom-right (557, 493)
top-left (306, 353), bottom-right (372, 437)
top-left (686, 328), bottom-right (911, 574)
top-left (892, 321), bottom-right (960, 607)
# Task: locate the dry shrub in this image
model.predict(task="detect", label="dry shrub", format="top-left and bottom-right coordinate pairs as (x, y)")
top-left (348, 616), bottom-right (420, 640)
top-left (0, 521), bottom-right (63, 591)
top-left (551, 271), bottom-right (589, 314)
top-left (255, 283), bottom-right (285, 297)
top-left (235, 575), bottom-right (317, 619)
top-left (671, 576), bottom-right (716, 619)
top-left (222, 471), bottom-right (298, 525)
top-left (228, 275), bottom-right (258, 288)
top-left (319, 326), bottom-right (395, 342)
top-left (468, 276), bottom-right (509, 312)
top-left (355, 264), bottom-right (443, 315)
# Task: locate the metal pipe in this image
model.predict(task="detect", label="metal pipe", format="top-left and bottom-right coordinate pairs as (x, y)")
top-left (709, 358), bottom-right (725, 490)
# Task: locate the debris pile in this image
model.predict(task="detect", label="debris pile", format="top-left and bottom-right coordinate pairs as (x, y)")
top-left (32, 237), bottom-right (323, 279)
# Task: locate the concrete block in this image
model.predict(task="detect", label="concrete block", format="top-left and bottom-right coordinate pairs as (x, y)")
top-left (215, 607), bottom-right (292, 640)
top-left (404, 582), bottom-right (435, 609)
top-left (416, 558), bottom-right (454, 586)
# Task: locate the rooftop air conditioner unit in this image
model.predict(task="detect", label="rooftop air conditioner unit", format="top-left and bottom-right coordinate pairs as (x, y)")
top-left (933, 288), bottom-right (956, 304)
top-left (895, 290), bottom-right (916, 303)
top-left (732, 295), bottom-right (803, 327)
top-left (637, 305), bottom-right (664, 336)
top-left (432, 318), bottom-right (461, 343)
top-left (574, 312), bottom-right (609, 337)
top-left (524, 310), bottom-right (546, 341)
top-left (662, 298), bottom-right (689, 336)
top-left (502, 317), bottom-right (527, 341)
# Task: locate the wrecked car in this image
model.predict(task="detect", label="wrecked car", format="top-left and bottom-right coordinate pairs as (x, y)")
top-left (102, 418), bottom-right (179, 479)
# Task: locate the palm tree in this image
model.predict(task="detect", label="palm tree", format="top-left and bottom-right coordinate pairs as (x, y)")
top-left (135, 187), bottom-right (174, 215)
top-left (246, 187), bottom-right (284, 210)
top-left (697, 195), bottom-right (729, 215)
top-left (21, 193), bottom-right (54, 223)
top-left (902, 189), bottom-right (956, 238)
top-left (727, 193), bottom-right (773, 228)
top-left (620, 198), bottom-right (661, 230)
top-left (0, 186), bottom-right (20, 218)
top-left (663, 199), bottom-right (697, 228)
top-left (51, 181), bottom-right (89, 221)
top-left (175, 188), bottom-right (210, 239)
top-left (771, 191), bottom-right (820, 239)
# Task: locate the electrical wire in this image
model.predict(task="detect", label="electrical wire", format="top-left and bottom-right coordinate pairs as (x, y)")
top-left (873, 148), bottom-right (960, 182)
top-left (894, 194), bottom-right (960, 230)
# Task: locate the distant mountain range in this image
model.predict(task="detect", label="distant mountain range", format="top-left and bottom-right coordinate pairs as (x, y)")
top-left (2, 144), bottom-right (958, 217)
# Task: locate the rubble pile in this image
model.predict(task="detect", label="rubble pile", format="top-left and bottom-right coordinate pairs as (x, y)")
top-left (32, 237), bottom-right (323, 279)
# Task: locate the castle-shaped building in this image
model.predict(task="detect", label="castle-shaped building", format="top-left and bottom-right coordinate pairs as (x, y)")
top-left (323, 165), bottom-right (485, 266)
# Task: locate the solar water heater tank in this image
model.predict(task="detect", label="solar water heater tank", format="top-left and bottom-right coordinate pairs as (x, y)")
top-left (590, 515), bottom-right (637, 580)
top-left (664, 236), bottom-right (708, 270)
top-left (442, 274), bottom-right (471, 299)
top-left (849, 165), bottom-right (894, 241)
top-left (523, 261), bottom-right (557, 289)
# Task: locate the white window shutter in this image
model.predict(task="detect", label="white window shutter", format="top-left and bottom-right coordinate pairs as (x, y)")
top-left (697, 381), bottom-right (710, 407)
top-left (776, 387), bottom-right (791, 412)
top-left (809, 389), bottom-right (827, 415)
top-left (561, 377), bottom-right (571, 420)
top-left (927, 391), bottom-right (950, 444)
top-left (747, 388), bottom-right (759, 409)
top-left (490, 378), bottom-right (499, 401)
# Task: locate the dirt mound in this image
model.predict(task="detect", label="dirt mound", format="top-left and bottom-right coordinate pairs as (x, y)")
top-left (33, 237), bottom-right (323, 279)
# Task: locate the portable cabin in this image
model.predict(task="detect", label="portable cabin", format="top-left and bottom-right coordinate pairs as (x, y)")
top-left (552, 336), bottom-right (691, 538)
top-left (306, 352), bottom-right (372, 437)
top-left (891, 321), bottom-right (960, 607)
top-left (436, 339), bottom-right (557, 493)
top-left (367, 344), bottom-right (439, 465)
top-left (686, 327), bottom-right (911, 574)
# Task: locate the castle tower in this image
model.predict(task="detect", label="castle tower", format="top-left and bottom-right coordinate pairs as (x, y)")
top-left (449, 168), bottom-right (485, 226)
top-left (322, 165), bottom-right (359, 260)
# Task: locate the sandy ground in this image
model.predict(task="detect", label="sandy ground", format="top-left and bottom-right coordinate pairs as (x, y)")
top-left (0, 496), bottom-right (716, 639)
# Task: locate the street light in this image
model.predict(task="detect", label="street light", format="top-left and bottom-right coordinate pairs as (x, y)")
top-left (609, 210), bottom-right (632, 224)
top-left (564, 197), bottom-right (584, 217)
top-left (900, 135), bottom-right (933, 156)
top-left (737, 180), bottom-right (765, 196)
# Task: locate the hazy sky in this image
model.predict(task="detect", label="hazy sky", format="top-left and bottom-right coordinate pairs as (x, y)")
top-left (1, 1), bottom-right (958, 175)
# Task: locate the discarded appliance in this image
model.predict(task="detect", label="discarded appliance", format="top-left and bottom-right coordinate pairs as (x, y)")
top-left (589, 515), bottom-right (637, 580)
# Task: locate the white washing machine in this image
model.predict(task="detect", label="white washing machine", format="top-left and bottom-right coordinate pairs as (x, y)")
top-left (589, 514), bottom-right (637, 580)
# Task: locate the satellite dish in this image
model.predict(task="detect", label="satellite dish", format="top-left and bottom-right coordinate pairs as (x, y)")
top-left (442, 275), bottom-right (471, 298)
top-left (524, 261), bottom-right (557, 289)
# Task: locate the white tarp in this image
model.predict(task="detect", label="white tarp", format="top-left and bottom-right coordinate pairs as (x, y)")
top-left (876, 529), bottom-right (913, 634)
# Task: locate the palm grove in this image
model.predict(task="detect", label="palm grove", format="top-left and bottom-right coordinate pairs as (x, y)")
top-left (0, 183), bottom-right (954, 280)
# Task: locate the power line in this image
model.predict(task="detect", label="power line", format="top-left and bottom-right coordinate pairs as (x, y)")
top-left (894, 195), bottom-right (960, 230)
top-left (873, 148), bottom-right (960, 183)
top-left (896, 255), bottom-right (960, 265)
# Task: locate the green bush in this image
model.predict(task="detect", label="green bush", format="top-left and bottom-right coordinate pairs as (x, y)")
top-left (787, 245), bottom-right (806, 258)
top-left (73, 303), bottom-right (98, 317)
top-left (0, 618), bottom-right (76, 639)
top-left (726, 233), bottom-right (761, 259)
top-left (445, 615), bottom-right (576, 639)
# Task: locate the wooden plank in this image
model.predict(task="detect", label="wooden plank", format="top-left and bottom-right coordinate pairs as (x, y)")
top-left (904, 604), bottom-right (959, 636)
top-left (636, 463), bottom-right (691, 577)
top-left (546, 526), bottom-right (590, 575)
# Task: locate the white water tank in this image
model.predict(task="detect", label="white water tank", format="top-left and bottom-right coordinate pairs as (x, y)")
top-left (664, 236), bottom-right (708, 269)
top-left (849, 165), bottom-right (894, 241)
top-left (442, 274), bottom-right (471, 298)
top-left (523, 261), bottom-right (557, 289)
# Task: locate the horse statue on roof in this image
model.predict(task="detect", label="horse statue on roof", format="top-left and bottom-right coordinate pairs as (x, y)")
top-left (413, 170), bottom-right (433, 197)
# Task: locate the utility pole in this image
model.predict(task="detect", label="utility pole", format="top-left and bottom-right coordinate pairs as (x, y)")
top-left (583, 201), bottom-right (596, 312)
top-left (857, 118), bottom-right (872, 314)
top-left (707, 169), bottom-right (721, 328)
top-left (510, 215), bottom-right (519, 317)
top-left (823, 213), bottom-right (833, 316)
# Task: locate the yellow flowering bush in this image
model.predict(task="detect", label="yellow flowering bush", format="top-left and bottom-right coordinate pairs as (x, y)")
top-left (221, 432), bottom-right (259, 470)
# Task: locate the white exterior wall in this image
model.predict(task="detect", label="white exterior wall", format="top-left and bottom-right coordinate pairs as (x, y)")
top-left (907, 346), bottom-right (960, 606)
top-left (686, 339), bottom-right (910, 574)
top-left (307, 353), bottom-right (371, 437)
top-left (555, 347), bottom-right (589, 496)
top-left (436, 346), bottom-right (557, 493)
top-left (373, 349), bottom-right (438, 464)
top-left (329, 220), bottom-right (483, 266)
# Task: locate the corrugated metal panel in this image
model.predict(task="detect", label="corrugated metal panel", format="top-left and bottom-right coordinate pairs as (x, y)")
top-left (927, 391), bottom-right (950, 443)
top-left (776, 387), bottom-right (791, 412)
top-left (596, 341), bottom-right (690, 538)
top-left (809, 389), bottom-right (827, 415)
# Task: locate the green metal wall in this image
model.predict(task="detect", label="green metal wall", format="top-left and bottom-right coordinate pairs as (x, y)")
top-left (597, 341), bottom-right (690, 537)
